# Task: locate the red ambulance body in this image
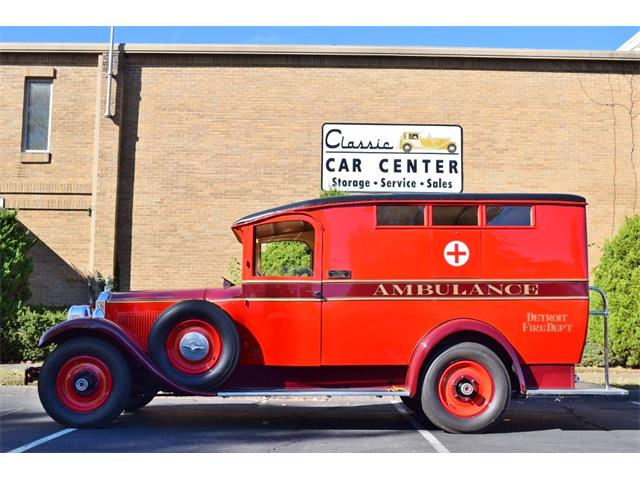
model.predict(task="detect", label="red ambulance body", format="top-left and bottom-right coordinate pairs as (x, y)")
top-left (34, 194), bottom-right (625, 432)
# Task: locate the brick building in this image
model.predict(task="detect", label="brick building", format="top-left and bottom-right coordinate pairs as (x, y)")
top-left (0, 43), bottom-right (639, 306)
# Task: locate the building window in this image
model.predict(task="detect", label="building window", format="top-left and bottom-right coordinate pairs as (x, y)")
top-left (376, 205), bottom-right (424, 226)
top-left (432, 206), bottom-right (479, 226)
top-left (22, 79), bottom-right (52, 152)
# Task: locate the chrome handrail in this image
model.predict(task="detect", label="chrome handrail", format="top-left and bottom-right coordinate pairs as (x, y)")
top-left (588, 286), bottom-right (610, 389)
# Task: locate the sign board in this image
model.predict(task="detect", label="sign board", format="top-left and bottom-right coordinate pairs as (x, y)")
top-left (321, 123), bottom-right (463, 193)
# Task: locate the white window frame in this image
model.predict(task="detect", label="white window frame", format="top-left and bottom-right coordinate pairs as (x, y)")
top-left (22, 78), bottom-right (53, 153)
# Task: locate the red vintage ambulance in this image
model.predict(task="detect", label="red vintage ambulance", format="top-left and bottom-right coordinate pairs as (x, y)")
top-left (34, 193), bottom-right (626, 433)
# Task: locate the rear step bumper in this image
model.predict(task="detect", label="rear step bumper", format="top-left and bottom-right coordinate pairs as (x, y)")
top-left (526, 382), bottom-right (628, 397)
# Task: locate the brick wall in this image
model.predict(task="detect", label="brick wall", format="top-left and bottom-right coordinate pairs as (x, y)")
top-left (116, 54), bottom-right (639, 291)
top-left (0, 53), bottom-right (98, 305)
top-left (1, 48), bottom-right (639, 304)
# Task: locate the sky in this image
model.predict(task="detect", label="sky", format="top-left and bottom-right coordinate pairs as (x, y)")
top-left (0, 27), bottom-right (638, 50)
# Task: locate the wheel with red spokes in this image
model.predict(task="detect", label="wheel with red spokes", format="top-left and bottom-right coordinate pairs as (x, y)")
top-left (148, 300), bottom-right (240, 390)
top-left (421, 342), bottom-right (510, 434)
top-left (38, 337), bottom-right (131, 428)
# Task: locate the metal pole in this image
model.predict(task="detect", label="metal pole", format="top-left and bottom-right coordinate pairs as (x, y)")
top-left (588, 286), bottom-right (610, 389)
top-left (603, 311), bottom-right (610, 389)
top-left (104, 26), bottom-right (115, 118)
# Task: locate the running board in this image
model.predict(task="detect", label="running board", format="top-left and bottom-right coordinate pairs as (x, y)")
top-left (526, 382), bottom-right (628, 397)
top-left (216, 388), bottom-right (411, 398)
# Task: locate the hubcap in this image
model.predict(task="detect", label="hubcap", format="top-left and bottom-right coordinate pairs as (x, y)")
top-left (179, 331), bottom-right (210, 362)
top-left (458, 380), bottom-right (475, 397)
top-left (166, 319), bottom-right (223, 375)
top-left (56, 355), bottom-right (113, 413)
top-left (437, 360), bottom-right (494, 418)
top-left (74, 377), bottom-right (90, 392)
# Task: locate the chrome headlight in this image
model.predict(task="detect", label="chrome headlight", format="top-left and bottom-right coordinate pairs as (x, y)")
top-left (93, 290), bottom-right (111, 319)
top-left (67, 305), bottom-right (90, 320)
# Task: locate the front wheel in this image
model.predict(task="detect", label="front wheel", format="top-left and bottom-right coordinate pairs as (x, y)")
top-left (38, 337), bottom-right (132, 428)
top-left (421, 342), bottom-right (510, 434)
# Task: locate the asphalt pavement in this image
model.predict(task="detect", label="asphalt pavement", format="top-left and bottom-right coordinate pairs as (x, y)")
top-left (1, 386), bottom-right (638, 453)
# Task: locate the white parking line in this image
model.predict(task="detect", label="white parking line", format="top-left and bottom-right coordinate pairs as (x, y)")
top-left (631, 401), bottom-right (640, 406)
top-left (7, 428), bottom-right (76, 453)
top-left (0, 408), bottom-right (24, 418)
top-left (391, 401), bottom-right (450, 453)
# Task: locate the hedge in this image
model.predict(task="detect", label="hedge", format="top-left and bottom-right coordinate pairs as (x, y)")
top-left (261, 241), bottom-right (312, 277)
top-left (586, 214), bottom-right (640, 368)
top-left (13, 306), bottom-right (67, 362)
top-left (0, 209), bottom-right (36, 363)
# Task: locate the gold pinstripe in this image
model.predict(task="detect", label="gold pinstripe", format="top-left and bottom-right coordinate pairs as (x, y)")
top-left (323, 296), bottom-right (588, 301)
top-left (243, 278), bottom-right (588, 284)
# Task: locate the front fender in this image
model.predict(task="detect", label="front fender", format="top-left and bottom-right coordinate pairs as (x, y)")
top-left (405, 318), bottom-right (527, 397)
top-left (39, 318), bottom-right (215, 397)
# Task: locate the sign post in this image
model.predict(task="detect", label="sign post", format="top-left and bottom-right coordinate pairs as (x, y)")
top-left (321, 123), bottom-right (463, 193)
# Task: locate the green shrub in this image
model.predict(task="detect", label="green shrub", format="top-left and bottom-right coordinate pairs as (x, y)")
top-left (227, 257), bottom-right (242, 285)
top-left (320, 188), bottom-right (350, 198)
top-left (261, 241), bottom-right (312, 276)
top-left (15, 306), bottom-right (67, 362)
top-left (0, 209), bottom-right (36, 363)
top-left (588, 214), bottom-right (640, 368)
top-left (580, 338), bottom-right (605, 367)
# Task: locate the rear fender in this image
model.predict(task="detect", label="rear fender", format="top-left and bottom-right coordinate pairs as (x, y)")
top-left (406, 318), bottom-right (527, 397)
top-left (39, 318), bottom-right (214, 396)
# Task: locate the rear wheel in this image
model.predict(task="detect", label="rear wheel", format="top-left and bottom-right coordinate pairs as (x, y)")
top-left (421, 342), bottom-right (510, 434)
top-left (38, 337), bottom-right (131, 428)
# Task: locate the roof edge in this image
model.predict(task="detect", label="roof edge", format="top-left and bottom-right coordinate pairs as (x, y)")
top-left (233, 193), bottom-right (587, 227)
top-left (1, 42), bottom-right (639, 61)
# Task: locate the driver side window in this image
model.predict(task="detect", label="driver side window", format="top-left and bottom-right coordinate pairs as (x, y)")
top-left (254, 220), bottom-right (315, 277)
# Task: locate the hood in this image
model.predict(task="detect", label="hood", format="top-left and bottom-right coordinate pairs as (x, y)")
top-left (107, 288), bottom-right (208, 303)
top-left (205, 285), bottom-right (242, 301)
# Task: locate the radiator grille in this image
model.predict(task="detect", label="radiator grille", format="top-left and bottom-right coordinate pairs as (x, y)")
top-left (116, 312), bottom-right (158, 347)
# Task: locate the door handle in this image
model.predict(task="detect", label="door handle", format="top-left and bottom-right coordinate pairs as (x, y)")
top-left (312, 290), bottom-right (326, 301)
top-left (328, 270), bottom-right (352, 279)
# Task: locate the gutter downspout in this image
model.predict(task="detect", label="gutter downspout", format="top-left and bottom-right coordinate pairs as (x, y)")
top-left (104, 26), bottom-right (115, 118)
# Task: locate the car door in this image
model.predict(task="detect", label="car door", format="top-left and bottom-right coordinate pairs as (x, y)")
top-left (240, 214), bottom-right (323, 366)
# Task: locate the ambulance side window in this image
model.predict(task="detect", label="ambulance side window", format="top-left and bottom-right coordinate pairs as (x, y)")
top-left (432, 206), bottom-right (478, 226)
top-left (254, 220), bottom-right (315, 277)
top-left (486, 206), bottom-right (532, 226)
top-left (377, 205), bottom-right (425, 226)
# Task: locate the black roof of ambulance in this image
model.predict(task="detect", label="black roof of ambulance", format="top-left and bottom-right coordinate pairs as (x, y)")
top-left (233, 193), bottom-right (586, 226)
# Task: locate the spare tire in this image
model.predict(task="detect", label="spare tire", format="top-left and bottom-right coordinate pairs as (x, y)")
top-left (148, 300), bottom-right (240, 391)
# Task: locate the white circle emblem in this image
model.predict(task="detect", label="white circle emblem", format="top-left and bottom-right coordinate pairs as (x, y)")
top-left (443, 240), bottom-right (470, 267)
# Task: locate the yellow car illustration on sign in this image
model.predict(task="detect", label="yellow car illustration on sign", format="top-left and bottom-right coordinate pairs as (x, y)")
top-left (399, 132), bottom-right (457, 153)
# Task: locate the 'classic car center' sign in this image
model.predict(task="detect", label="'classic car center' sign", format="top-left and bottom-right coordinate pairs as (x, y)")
top-left (321, 123), bottom-right (463, 193)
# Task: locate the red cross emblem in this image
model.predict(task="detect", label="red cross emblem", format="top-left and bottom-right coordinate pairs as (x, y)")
top-left (444, 240), bottom-right (469, 267)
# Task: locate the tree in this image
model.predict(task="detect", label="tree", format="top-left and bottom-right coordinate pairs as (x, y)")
top-left (589, 214), bottom-right (640, 367)
top-left (0, 209), bottom-right (36, 362)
